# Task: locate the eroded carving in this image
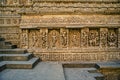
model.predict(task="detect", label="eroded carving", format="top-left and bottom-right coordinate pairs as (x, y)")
top-left (21, 30), bottom-right (28, 48)
top-left (108, 29), bottom-right (117, 47)
top-left (81, 28), bottom-right (89, 47)
top-left (69, 29), bottom-right (80, 48)
top-left (41, 32), bottom-right (47, 48)
top-left (61, 31), bottom-right (67, 47)
top-left (49, 30), bottom-right (60, 49)
top-left (100, 28), bottom-right (108, 47)
top-left (89, 29), bottom-right (99, 47)
top-left (29, 29), bottom-right (39, 48)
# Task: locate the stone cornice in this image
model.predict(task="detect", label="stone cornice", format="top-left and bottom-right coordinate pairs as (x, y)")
top-left (33, 0), bottom-right (120, 3)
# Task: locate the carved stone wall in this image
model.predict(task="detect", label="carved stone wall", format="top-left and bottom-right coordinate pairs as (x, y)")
top-left (23, 28), bottom-right (119, 49)
top-left (0, 0), bottom-right (120, 61)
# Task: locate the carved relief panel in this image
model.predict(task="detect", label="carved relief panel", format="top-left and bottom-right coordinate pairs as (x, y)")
top-left (40, 28), bottom-right (48, 49)
top-left (81, 28), bottom-right (89, 47)
top-left (48, 29), bottom-right (60, 49)
top-left (108, 29), bottom-right (118, 47)
top-left (60, 28), bottom-right (68, 48)
top-left (89, 29), bottom-right (99, 47)
top-left (28, 29), bottom-right (40, 49)
top-left (69, 29), bottom-right (80, 48)
top-left (21, 29), bottom-right (28, 49)
top-left (0, 19), bottom-right (4, 24)
top-left (100, 28), bottom-right (108, 48)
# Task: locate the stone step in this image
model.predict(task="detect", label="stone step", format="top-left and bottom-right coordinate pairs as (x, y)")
top-left (0, 45), bottom-right (17, 49)
top-left (0, 49), bottom-right (27, 54)
top-left (0, 56), bottom-right (2, 61)
top-left (97, 62), bottom-right (120, 69)
top-left (0, 38), bottom-right (5, 41)
top-left (0, 62), bottom-right (6, 72)
top-left (5, 58), bottom-right (39, 69)
top-left (0, 53), bottom-right (33, 61)
top-left (90, 73), bottom-right (104, 80)
top-left (0, 41), bottom-right (12, 46)
top-left (4, 41), bottom-right (12, 45)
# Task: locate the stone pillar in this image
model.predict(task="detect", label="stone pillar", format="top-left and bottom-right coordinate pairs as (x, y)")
top-left (100, 28), bottom-right (108, 48)
top-left (20, 29), bottom-right (29, 49)
top-left (81, 28), bottom-right (89, 48)
top-left (118, 28), bottom-right (120, 48)
top-left (40, 28), bottom-right (48, 49)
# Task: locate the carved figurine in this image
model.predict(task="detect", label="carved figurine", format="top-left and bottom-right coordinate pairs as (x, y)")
top-left (100, 31), bottom-right (108, 47)
top-left (89, 31), bottom-right (99, 46)
top-left (51, 32), bottom-right (57, 47)
top-left (108, 31), bottom-right (117, 47)
top-left (41, 32), bottom-right (47, 48)
top-left (61, 31), bottom-right (67, 46)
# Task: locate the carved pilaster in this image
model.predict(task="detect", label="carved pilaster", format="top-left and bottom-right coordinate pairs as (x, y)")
top-left (100, 28), bottom-right (108, 48)
top-left (118, 28), bottom-right (120, 48)
top-left (21, 29), bottom-right (29, 49)
top-left (40, 28), bottom-right (48, 49)
top-left (81, 28), bottom-right (89, 47)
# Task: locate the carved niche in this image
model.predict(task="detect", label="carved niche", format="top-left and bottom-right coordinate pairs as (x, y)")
top-left (89, 29), bottom-right (99, 47)
top-left (40, 29), bottom-right (48, 49)
top-left (108, 29), bottom-right (117, 47)
top-left (28, 29), bottom-right (40, 48)
top-left (60, 28), bottom-right (68, 48)
top-left (81, 28), bottom-right (89, 47)
top-left (69, 29), bottom-right (80, 48)
top-left (48, 29), bottom-right (60, 49)
top-left (100, 28), bottom-right (108, 47)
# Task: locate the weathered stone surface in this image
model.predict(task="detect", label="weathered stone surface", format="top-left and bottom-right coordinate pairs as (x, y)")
top-left (0, 0), bottom-right (120, 61)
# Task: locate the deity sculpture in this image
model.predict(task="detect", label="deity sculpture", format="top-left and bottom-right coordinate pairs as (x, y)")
top-left (61, 31), bottom-right (67, 46)
top-left (89, 31), bottom-right (99, 46)
top-left (51, 32), bottom-right (57, 48)
top-left (72, 33), bottom-right (78, 47)
top-left (100, 31), bottom-right (108, 47)
top-left (108, 31), bottom-right (117, 47)
top-left (41, 32), bottom-right (47, 48)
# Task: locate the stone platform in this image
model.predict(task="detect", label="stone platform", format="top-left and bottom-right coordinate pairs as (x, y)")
top-left (0, 61), bottom-right (120, 80)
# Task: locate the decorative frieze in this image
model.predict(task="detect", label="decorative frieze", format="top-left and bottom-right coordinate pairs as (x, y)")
top-left (20, 15), bottom-right (120, 28)
top-left (21, 28), bottom-right (119, 49)
top-left (36, 52), bottom-right (120, 61)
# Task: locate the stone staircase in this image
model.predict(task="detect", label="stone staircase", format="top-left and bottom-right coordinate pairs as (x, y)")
top-left (0, 37), bottom-right (39, 72)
